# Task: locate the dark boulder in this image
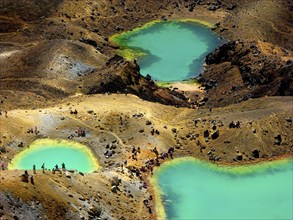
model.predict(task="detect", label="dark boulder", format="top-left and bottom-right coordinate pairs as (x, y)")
top-left (20, 174), bottom-right (29, 183)
top-left (204, 129), bottom-right (210, 138)
top-left (274, 134), bottom-right (282, 145)
top-left (227, 3), bottom-right (237, 10)
top-left (211, 130), bottom-right (219, 139)
top-left (229, 121), bottom-right (241, 128)
top-left (285, 117), bottom-right (292, 123)
top-left (236, 154), bottom-right (243, 161)
top-left (251, 149), bottom-right (260, 158)
top-left (171, 128), bottom-right (177, 133)
top-left (146, 120), bottom-right (152, 125)
top-left (79, 38), bottom-right (98, 48)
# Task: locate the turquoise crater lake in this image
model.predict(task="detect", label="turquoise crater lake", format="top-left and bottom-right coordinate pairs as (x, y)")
top-left (9, 139), bottom-right (99, 173)
top-left (110, 20), bottom-right (225, 81)
top-left (154, 158), bottom-right (293, 220)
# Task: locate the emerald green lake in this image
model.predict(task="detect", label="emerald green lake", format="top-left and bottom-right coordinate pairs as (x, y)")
top-left (9, 139), bottom-right (99, 173)
top-left (111, 21), bottom-right (224, 81)
top-left (155, 158), bottom-right (293, 220)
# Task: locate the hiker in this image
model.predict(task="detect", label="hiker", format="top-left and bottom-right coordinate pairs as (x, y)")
top-left (143, 199), bottom-right (149, 207)
top-left (148, 207), bottom-right (152, 214)
top-left (150, 166), bottom-right (153, 175)
top-left (152, 147), bottom-right (159, 157)
top-left (132, 146), bottom-right (136, 154)
top-left (70, 109), bottom-right (78, 114)
top-left (1, 163), bottom-right (5, 170)
top-left (24, 170), bottom-right (29, 176)
top-left (41, 163), bottom-right (45, 173)
top-left (55, 164), bottom-right (59, 170)
top-left (33, 164), bottom-right (36, 174)
top-left (52, 168), bottom-right (55, 174)
top-left (76, 127), bottom-right (86, 137)
top-left (62, 162), bottom-right (65, 170)
top-left (236, 121), bottom-right (241, 128)
top-left (30, 176), bottom-right (34, 185)
top-left (34, 126), bottom-right (38, 134)
top-left (134, 59), bottom-right (140, 73)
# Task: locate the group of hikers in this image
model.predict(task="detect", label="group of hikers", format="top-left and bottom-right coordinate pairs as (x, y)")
top-left (39, 162), bottom-right (66, 173)
top-left (68, 126), bottom-right (87, 139)
top-left (0, 110), bottom-right (8, 117)
top-left (143, 195), bottom-right (154, 214)
top-left (76, 126), bottom-right (86, 137)
top-left (21, 162), bottom-right (67, 183)
top-left (126, 145), bottom-right (176, 216)
top-left (127, 146), bottom-right (175, 179)
top-left (27, 126), bottom-right (39, 134)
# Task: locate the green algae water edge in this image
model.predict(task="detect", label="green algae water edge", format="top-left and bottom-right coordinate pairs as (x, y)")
top-left (152, 158), bottom-right (293, 220)
top-left (9, 139), bottom-right (99, 173)
top-left (110, 20), bottom-right (225, 81)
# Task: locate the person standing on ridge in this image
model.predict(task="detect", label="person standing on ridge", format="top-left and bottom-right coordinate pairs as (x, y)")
top-left (41, 163), bottom-right (45, 173)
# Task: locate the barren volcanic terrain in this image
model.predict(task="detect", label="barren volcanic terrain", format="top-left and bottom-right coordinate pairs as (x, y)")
top-left (0, 0), bottom-right (292, 219)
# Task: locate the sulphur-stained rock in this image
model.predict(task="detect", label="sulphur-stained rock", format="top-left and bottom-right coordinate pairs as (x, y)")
top-left (0, 1), bottom-right (292, 219)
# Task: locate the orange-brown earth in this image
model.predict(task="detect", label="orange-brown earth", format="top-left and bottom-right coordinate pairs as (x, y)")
top-left (0, 0), bottom-right (292, 219)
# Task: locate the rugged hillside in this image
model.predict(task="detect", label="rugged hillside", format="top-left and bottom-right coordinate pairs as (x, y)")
top-left (0, 94), bottom-right (292, 219)
top-left (0, 0), bottom-right (292, 219)
top-left (200, 40), bottom-right (292, 107)
top-left (1, 0), bottom-right (292, 110)
top-left (1, 0), bottom-right (200, 110)
top-left (201, 0), bottom-right (293, 107)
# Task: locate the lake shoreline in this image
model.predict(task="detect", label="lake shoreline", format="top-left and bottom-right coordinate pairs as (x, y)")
top-left (8, 138), bottom-right (100, 172)
top-left (150, 156), bottom-right (293, 220)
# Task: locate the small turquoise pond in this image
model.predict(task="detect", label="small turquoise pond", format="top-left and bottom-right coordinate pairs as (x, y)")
top-left (111, 20), bottom-right (224, 81)
top-left (154, 158), bottom-right (293, 220)
top-left (9, 139), bottom-right (99, 173)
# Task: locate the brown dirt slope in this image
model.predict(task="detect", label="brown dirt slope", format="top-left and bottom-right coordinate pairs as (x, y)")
top-left (0, 94), bottom-right (292, 219)
top-left (0, 0), bottom-right (292, 219)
